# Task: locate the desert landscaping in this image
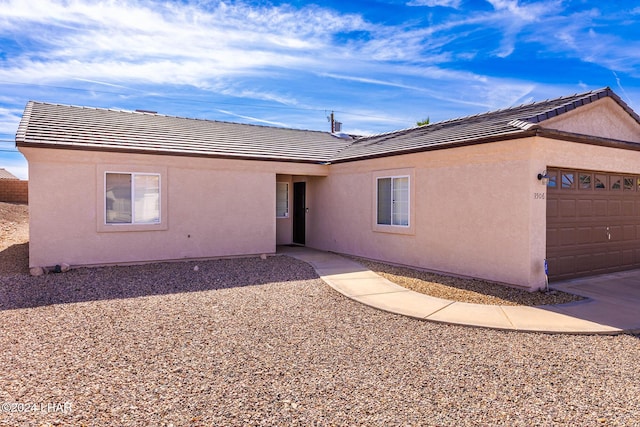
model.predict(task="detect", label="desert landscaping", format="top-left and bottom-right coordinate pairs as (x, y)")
top-left (0, 201), bottom-right (639, 426)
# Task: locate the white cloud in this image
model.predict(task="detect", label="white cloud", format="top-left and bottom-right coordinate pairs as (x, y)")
top-left (0, 0), bottom-right (364, 80)
top-left (482, 0), bottom-right (564, 57)
top-left (523, 8), bottom-right (640, 75)
top-left (0, 0), bottom-right (595, 85)
top-left (319, 73), bottom-right (424, 91)
top-left (215, 86), bottom-right (300, 108)
top-left (338, 110), bottom-right (416, 132)
top-left (215, 109), bottom-right (289, 127)
top-left (407, 0), bottom-right (461, 8)
top-left (0, 107), bottom-right (22, 134)
top-left (486, 0), bottom-right (548, 22)
top-left (0, 0), bottom-right (635, 137)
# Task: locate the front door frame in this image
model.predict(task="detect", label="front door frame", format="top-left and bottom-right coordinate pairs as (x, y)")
top-left (292, 181), bottom-right (306, 245)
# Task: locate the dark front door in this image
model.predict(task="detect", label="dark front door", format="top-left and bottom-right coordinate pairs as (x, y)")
top-left (293, 182), bottom-right (306, 245)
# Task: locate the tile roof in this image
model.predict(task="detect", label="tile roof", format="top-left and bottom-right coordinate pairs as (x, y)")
top-left (16, 102), bottom-right (353, 163)
top-left (16, 87), bottom-right (639, 164)
top-left (0, 168), bottom-right (19, 180)
top-left (331, 87), bottom-right (640, 162)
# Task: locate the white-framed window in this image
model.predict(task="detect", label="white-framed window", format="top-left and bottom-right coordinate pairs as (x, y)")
top-left (377, 176), bottom-right (409, 227)
top-left (276, 182), bottom-right (289, 218)
top-left (105, 172), bottom-right (160, 225)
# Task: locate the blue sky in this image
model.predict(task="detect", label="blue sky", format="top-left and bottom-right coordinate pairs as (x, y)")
top-left (1, 0), bottom-right (639, 179)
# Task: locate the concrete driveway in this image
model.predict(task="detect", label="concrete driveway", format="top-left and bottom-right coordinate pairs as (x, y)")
top-left (282, 246), bottom-right (639, 334)
top-left (549, 269), bottom-right (640, 332)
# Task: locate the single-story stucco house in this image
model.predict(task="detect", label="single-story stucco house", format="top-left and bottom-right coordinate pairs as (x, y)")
top-left (16, 87), bottom-right (640, 291)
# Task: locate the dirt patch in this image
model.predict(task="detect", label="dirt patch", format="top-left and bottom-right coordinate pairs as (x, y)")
top-left (350, 256), bottom-right (584, 307)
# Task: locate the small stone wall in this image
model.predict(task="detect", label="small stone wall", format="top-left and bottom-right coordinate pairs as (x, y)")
top-left (0, 180), bottom-right (28, 203)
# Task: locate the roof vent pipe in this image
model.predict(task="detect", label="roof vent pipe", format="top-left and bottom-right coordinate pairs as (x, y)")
top-left (327, 111), bottom-right (342, 133)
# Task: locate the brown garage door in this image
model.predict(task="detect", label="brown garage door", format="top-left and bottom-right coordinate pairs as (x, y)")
top-left (546, 168), bottom-right (640, 281)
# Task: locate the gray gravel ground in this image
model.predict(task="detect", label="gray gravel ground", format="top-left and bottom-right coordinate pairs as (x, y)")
top-left (351, 257), bottom-right (583, 306)
top-left (1, 255), bottom-right (639, 427)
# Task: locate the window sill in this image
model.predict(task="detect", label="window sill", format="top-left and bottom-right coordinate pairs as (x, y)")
top-left (372, 224), bottom-right (414, 235)
top-left (97, 222), bottom-right (168, 233)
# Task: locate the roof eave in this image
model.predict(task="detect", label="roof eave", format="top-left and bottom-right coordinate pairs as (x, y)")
top-left (15, 141), bottom-right (330, 165)
top-left (330, 129), bottom-right (640, 164)
top-left (603, 88), bottom-right (640, 127)
top-left (15, 101), bottom-right (34, 145)
top-left (329, 130), bottom-right (537, 164)
top-left (528, 87), bottom-right (640, 127)
top-left (535, 128), bottom-right (640, 151)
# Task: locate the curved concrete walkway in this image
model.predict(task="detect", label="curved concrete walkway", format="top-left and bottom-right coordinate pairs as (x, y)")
top-left (280, 246), bottom-right (640, 335)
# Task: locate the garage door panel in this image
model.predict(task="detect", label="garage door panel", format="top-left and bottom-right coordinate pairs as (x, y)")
top-left (547, 227), bottom-right (559, 247)
top-left (559, 227), bottom-right (577, 245)
top-left (574, 254), bottom-right (591, 274)
top-left (576, 227), bottom-right (592, 244)
top-left (610, 225), bottom-right (623, 241)
top-left (559, 199), bottom-right (576, 217)
top-left (608, 200), bottom-right (622, 216)
top-left (608, 250), bottom-right (622, 261)
top-left (592, 226), bottom-right (608, 243)
top-left (547, 168), bottom-right (640, 281)
top-left (547, 199), bottom-right (558, 217)
top-left (593, 199), bottom-right (608, 216)
top-left (576, 200), bottom-right (592, 216)
top-left (591, 251), bottom-right (609, 270)
top-left (551, 255), bottom-right (576, 276)
top-left (623, 225), bottom-right (636, 240)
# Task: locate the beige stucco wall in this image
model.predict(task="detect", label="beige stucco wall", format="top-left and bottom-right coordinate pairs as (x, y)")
top-left (307, 130), bottom-right (640, 291)
top-left (305, 100), bottom-right (640, 291)
top-left (21, 147), bottom-right (328, 268)
top-left (542, 97), bottom-right (640, 143)
top-left (19, 97), bottom-right (640, 289)
top-left (308, 138), bottom-right (543, 289)
top-left (530, 96), bottom-right (640, 196)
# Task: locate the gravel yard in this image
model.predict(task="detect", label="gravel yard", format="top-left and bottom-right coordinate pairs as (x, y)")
top-left (1, 202), bottom-right (639, 426)
top-left (350, 257), bottom-right (584, 306)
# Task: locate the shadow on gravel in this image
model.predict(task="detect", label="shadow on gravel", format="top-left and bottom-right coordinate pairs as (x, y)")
top-left (0, 243), bottom-right (29, 275)
top-left (0, 256), bottom-right (319, 311)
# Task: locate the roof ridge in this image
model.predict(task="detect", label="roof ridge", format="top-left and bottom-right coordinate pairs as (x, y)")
top-left (17, 101), bottom-right (354, 164)
top-left (523, 87), bottom-right (613, 123)
top-left (353, 87), bottom-right (615, 143)
top-left (19, 88), bottom-right (638, 165)
top-left (26, 100), bottom-right (334, 136)
top-left (330, 87), bottom-right (640, 162)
